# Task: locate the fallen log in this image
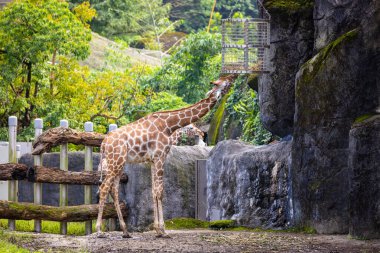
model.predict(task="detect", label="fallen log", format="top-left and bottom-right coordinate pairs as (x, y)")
top-left (0, 163), bottom-right (128, 185)
top-left (28, 165), bottom-right (128, 185)
top-left (0, 201), bottom-right (127, 221)
top-left (32, 127), bottom-right (105, 155)
top-left (0, 163), bottom-right (28, 180)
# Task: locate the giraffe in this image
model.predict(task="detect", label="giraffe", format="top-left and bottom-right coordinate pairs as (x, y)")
top-left (170, 123), bottom-right (205, 146)
top-left (95, 74), bottom-right (236, 238)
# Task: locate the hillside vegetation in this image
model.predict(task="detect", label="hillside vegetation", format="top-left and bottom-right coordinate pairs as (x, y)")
top-left (0, 0), bottom-right (271, 146)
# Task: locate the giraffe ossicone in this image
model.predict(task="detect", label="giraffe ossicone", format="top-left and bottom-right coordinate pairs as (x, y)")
top-left (95, 74), bottom-right (237, 238)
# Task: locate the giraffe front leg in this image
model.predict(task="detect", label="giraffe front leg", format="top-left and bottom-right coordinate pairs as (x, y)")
top-left (151, 159), bottom-right (170, 238)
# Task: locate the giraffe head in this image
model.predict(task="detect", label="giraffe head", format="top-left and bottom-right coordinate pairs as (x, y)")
top-left (207, 74), bottom-right (237, 99)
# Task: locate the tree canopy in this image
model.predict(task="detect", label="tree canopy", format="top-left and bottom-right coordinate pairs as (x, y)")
top-left (0, 0), bottom-right (92, 127)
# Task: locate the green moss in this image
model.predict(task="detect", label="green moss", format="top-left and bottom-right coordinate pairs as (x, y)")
top-left (208, 93), bottom-right (230, 145)
top-left (298, 28), bottom-right (359, 89)
top-left (165, 218), bottom-right (209, 230)
top-left (295, 28), bottom-right (359, 128)
top-left (265, 0), bottom-right (314, 12)
top-left (209, 220), bottom-right (236, 230)
top-left (354, 113), bottom-right (376, 124)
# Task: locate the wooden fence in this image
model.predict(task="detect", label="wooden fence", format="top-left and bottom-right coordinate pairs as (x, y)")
top-left (0, 116), bottom-right (128, 235)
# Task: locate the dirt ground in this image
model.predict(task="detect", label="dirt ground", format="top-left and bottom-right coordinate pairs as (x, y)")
top-left (14, 229), bottom-right (380, 253)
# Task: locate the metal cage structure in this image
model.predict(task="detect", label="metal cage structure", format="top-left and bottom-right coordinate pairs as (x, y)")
top-left (221, 1), bottom-right (270, 74)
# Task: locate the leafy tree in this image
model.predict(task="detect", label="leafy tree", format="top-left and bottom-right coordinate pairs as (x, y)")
top-left (149, 31), bottom-right (221, 103)
top-left (215, 0), bottom-right (258, 19)
top-left (164, 0), bottom-right (214, 33)
top-left (146, 91), bottom-right (188, 112)
top-left (70, 0), bottom-right (173, 48)
top-left (0, 0), bottom-right (92, 127)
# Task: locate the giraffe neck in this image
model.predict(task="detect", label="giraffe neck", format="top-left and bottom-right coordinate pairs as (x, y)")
top-left (156, 93), bottom-right (219, 135)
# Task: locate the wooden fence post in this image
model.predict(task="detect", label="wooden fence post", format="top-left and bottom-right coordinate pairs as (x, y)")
top-left (59, 120), bottom-right (69, 235)
top-left (84, 121), bottom-right (93, 235)
top-left (34, 118), bottom-right (43, 232)
top-left (8, 116), bottom-right (17, 231)
top-left (107, 123), bottom-right (117, 231)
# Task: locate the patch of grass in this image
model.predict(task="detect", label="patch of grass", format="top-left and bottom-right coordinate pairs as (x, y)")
top-left (0, 229), bottom-right (37, 253)
top-left (0, 219), bottom-right (101, 236)
top-left (165, 218), bottom-right (209, 230)
top-left (284, 226), bottom-right (317, 234)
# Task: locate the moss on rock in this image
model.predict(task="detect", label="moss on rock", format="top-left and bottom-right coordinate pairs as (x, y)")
top-left (165, 218), bottom-right (209, 230)
top-left (297, 28), bottom-right (359, 91)
top-left (209, 220), bottom-right (236, 230)
top-left (295, 28), bottom-right (359, 128)
top-left (265, 0), bottom-right (314, 13)
top-left (208, 93), bottom-right (230, 145)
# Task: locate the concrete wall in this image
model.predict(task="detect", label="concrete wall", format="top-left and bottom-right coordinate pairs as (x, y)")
top-left (0, 142), bottom-right (32, 200)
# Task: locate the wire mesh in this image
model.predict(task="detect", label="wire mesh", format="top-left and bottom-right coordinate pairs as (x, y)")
top-left (221, 2), bottom-right (270, 74)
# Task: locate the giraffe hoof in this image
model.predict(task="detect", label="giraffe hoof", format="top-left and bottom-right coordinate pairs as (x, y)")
top-left (156, 233), bottom-right (171, 239)
top-left (95, 232), bottom-right (107, 238)
top-left (122, 233), bottom-right (132, 238)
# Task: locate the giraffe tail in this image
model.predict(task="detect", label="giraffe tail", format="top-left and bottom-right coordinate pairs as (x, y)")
top-left (96, 145), bottom-right (105, 200)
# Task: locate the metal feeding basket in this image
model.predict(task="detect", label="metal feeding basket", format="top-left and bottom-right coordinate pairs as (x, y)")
top-left (221, 1), bottom-right (270, 74)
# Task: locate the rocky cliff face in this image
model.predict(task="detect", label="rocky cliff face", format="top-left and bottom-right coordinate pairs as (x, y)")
top-left (259, 1), bottom-right (314, 137)
top-left (348, 115), bottom-right (380, 239)
top-left (205, 0), bottom-right (379, 238)
top-left (207, 140), bottom-right (291, 228)
top-left (291, 0), bottom-right (379, 235)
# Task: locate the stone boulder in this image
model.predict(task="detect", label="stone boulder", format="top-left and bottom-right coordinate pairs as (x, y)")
top-left (349, 115), bottom-right (380, 239)
top-left (207, 140), bottom-right (291, 228)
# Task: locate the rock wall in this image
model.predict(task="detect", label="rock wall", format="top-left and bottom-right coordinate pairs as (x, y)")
top-left (18, 146), bottom-right (211, 231)
top-left (349, 115), bottom-right (380, 239)
top-left (291, 0), bottom-right (379, 234)
top-left (259, 1), bottom-right (314, 137)
top-left (207, 140), bottom-right (291, 228)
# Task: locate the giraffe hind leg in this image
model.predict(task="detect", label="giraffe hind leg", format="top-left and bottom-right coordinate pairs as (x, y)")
top-left (151, 158), bottom-right (170, 238)
top-left (95, 174), bottom-right (114, 238)
top-left (110, 175), bottom-right (131, 238)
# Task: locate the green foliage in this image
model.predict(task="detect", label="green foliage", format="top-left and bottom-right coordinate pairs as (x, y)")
top-left (70, 0), bottom-right (174, 49)
top-left (0, 0), bottom-right (92, 129)
top-left (149, 31), bottom-right (222, 103)
top-left (167, 0), bottom-right (214, 33)
top-left (224, 76), bottom-right (272, 145)
top-left (146, 91), bottom-right (188, 112)
top-left (215, 0), bottom-right (258, 19)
